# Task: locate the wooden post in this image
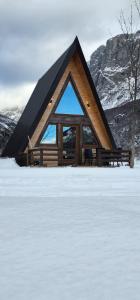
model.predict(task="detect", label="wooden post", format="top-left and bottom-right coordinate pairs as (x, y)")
top-left (129, 150), bottom-right (133, 167)
top-left (26, 150), bottom-right (29, 166)
top-left (40, 149), bottom-right (43, 166)
top-left (28, 150), bottom-right (31, 165)
top-left (58, 123), bottom-right (63, 166)
top-left (96, 148), bottom-right (101, 167)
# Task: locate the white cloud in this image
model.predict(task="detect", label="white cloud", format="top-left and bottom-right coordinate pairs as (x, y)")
top-left (0, 0), bottom-right (139, 109)
top-left (0, 82), bottom-right (35, 110)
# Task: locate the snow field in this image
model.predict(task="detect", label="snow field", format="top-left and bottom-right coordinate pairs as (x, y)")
top-left (0, 159), bottom-right (140, 300)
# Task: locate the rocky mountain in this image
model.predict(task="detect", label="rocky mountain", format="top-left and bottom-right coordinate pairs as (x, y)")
top-left (105, 100), bottom-right (140, 158)
top-left (0, 114), bottom-right (16, 154)
top-left (89, 32), bottom-right (140, 156)
top-left (89, 32), bottom-right (140, 109)
top-left (0, 106), bottom-right (23, 154)
top-left (1, 106), bottom-right (23, 123)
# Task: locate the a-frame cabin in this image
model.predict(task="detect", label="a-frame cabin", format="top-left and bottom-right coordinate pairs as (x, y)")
top-left (2, 37), bottom-right (130, 167)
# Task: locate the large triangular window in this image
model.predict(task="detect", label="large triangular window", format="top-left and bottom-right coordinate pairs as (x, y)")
top-left (55, 81), bottom-right (85, 115)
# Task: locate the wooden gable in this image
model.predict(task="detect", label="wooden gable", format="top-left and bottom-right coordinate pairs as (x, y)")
top-left (29, 52), bottom-right (112, 150)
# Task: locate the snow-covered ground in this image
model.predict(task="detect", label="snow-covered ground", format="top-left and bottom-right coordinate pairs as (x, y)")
top-left (0, 159), bottom-right (140, 300)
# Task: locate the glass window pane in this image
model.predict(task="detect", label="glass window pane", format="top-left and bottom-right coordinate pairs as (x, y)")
top-left (40, 124), bottom-right (56, 144)
top-left (63, 126), bottom-right (76, 149)
top-left (82, 126), bottom-right (97, 145)
top-left (63, 126), bottom-right (76, 159)
top-left (55, 82), bottom-right (84, 115)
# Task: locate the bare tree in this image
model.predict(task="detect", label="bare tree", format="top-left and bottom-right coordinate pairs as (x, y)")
top-left (119, 1), bottom-right (140, 167)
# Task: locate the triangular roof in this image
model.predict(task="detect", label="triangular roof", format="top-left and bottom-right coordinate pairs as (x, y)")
top-left (2, 37), bottom-right (116, 157)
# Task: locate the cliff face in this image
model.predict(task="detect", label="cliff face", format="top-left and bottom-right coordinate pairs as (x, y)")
top-left (0, 114), bottom-right (16, 154)
top-left (89, 33), bottom-right (140, 156)
top-left (105, 100), bottom-right (140, 157)
top-left (0, 107), bottom-right (23, 154)
top-left (89, 33), bottom-right (140, 109)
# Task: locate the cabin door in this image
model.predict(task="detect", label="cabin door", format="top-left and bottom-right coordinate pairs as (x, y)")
top-left (60, 124), bottom-right (80, 165)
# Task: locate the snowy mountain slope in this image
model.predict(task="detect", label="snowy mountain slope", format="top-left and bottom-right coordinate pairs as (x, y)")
top-left (0, 158), bottom-right (140, 300)
top-left (1, 106), bottom-right (23, 122)
top-left (0, 114), bottom-right (16, 153)
top-left (89, 32), bottom-right (140, 109)
top-left (0, 106), bottom-right (23, 153)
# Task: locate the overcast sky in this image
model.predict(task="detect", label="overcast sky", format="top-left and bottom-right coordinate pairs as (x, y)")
top-left (0, 0), bottom-right (138, 110)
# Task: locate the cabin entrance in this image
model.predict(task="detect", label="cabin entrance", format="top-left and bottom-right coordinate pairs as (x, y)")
top-left (61, 124), bottom-right (80, 166)
top-left (38, 114), bottom-right (100, 166)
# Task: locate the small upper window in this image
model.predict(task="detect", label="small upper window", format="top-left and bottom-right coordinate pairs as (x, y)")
top-left (40, 124), bottom-right (56, 144)
top-left (55, 81), bottom-right (84, 115)
top-left (82, 126), bottom-right (97, 145)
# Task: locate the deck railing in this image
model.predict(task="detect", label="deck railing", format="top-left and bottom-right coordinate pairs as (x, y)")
top-left (27, 147), bottom-right (59, 167)
top-left (96, 148), bottom-right (131, 166)
top-left (16, 147), bottom-right (132, 167)
top-left (27, 148), bottom-right (44, 166)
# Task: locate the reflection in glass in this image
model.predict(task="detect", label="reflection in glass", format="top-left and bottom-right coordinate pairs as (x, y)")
top-left (82, 126), bottom-right (97, 145)
top-left (55, 82), bottom-right (84, 115)
top-left (63, 126), bottom-right (76, 159)
top-left (40, 124), bottom-right (56, 144)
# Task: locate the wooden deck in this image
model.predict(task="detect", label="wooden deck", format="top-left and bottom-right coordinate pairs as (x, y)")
top-left (15, 147), bottom-right (132, 167)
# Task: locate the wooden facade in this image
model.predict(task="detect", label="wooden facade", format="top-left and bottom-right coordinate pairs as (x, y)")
top-left (29, 57), bottom-right (112, 150)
